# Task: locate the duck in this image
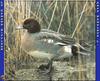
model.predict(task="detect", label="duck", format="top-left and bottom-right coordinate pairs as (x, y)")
top-left (16, 18), bottom-right (90, 73)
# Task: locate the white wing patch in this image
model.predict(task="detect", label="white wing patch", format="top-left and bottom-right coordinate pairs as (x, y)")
top-left (41, 39), bottom-right (54, 44)
top-left (47, 39), bottom-right (54, 43)
top-left (63, 45), bottom-right (72, 53)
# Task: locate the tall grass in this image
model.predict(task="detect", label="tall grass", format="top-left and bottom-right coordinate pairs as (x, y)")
top-left (5, 0), bottom-right (95, 80)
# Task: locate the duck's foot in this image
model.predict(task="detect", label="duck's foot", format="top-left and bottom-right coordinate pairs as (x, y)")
top-left (38, 61), bottom-right (53, 74)
top-left (38, 64), bottom-right (49, 70)
top-left (38, 64), bottom-right (52, 74)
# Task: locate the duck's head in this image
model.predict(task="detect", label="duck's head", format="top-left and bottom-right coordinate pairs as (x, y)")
top-left (17, 18), bottom-right (41, 33)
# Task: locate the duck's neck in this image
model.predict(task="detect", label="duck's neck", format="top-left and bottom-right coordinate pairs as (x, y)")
top-left (27, 29), bottom-right (40, 34)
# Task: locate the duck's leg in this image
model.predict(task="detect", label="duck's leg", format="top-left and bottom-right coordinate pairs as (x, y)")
top-left (38, 59), bottom-right (53, 73)
top-left (47, 59), bottom-right (53, 73)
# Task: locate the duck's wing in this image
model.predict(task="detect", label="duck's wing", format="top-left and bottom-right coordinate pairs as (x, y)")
top-left (42, 29), bottom-right (92, 52)
top-left (34, 29), bottom-right (75, 45)
top-left (42, 29), bottom-right (76, 44)
top-left (41, 29), bottom-right (66, 37)
top-left (34, 32), bottom-right (64, 41)
top-left (41, 29), bottom-right (57, 33)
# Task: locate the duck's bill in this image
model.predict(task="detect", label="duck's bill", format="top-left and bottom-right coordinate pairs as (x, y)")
top-left (77, 51), bottom-right (90, 56)
top-left (16, 25), bottom-right (23, 30)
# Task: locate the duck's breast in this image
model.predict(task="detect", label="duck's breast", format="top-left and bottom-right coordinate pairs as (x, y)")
top-left (21, 32), bottom-right (63, 58)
